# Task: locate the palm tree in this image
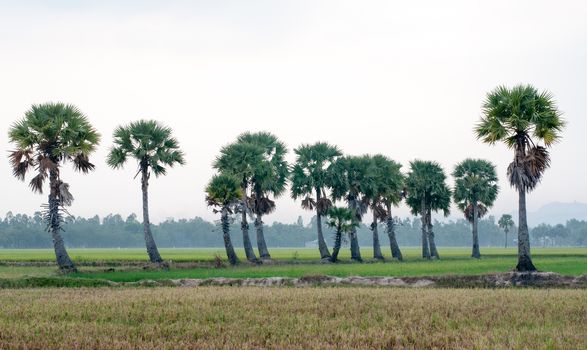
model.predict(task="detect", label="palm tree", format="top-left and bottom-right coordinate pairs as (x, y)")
top-left (205, 174), bottom-right (242, 265)
top-left (498, 214), bottom-right (515, 249)
top-left (213, 141), bottom-right (264, 263)
top-left (476, 84), bottom-right (565, 271)
top-left (330, 155), bottom-right (375, 262)
top-left (368, 155), bottom-right (405, 261)
top-left (237, 132), bottom-right (288, 260)
top-left (8, 102), bottom-right (100, 272)
top-left (405, 160), bottom-right (450, 259)
top-left (453, 159), bottom-right (499, 258)
top-left (107, 120), bottom-right (185, 264)
top-left (326, 207), bottom-right (359, 262)
top-left (291, 142), bottom-right (342, 260)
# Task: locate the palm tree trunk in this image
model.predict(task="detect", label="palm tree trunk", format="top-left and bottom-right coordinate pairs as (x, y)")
top-left (349, 228), bottom-right (362, 262)
top-left (505, 229), bottom-right (508, 249)
top-left (241, 184), bottom-right (258, 263)
top-left (421, 198), bottom-right (430, 259)
top-left (315, 188), bottom-right (331, 259)
top-left (255, 215), bottom-right (271, 259)
top-left (516, 189), bottom-right (536, 271)
top-left (221, 208), bottom-right (238, 265)
top-left (331, 228), bottom-right (342, 262)
top-left (427, 209), bottom-right (440, 259)
top-left (471, 201), bottom-right (481, 258)
top-left (141, 166), bottom-right (163, 264)
top-left (347, 200), bottom-right (362, 262)
top-left (386, 205), bottom-right (403, 261)
top-left (48, 170), bottom-right (76, 272)
top-left (371, 211), bottom-right (384, 260)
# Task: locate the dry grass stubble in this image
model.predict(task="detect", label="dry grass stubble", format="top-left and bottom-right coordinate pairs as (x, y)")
top-left (0, 287), bottom-right (585, 349)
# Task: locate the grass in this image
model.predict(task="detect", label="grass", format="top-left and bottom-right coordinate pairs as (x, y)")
top-left (0, 247), bottom-right (586, 283)
top-left (73, 254), bottom-right (587, 282)
top-left (0, 287), bottom-right (585, 349)
top-left (1, 246), bottom-right (585, 262)
top-left (1, 248), bottom-right (585, 348)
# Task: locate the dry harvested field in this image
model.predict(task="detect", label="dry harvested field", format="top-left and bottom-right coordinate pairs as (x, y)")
top-left (0, 287), bottom-right (585, 349)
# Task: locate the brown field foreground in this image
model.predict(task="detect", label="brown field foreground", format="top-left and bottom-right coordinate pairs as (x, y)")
top-left (0, 287), bottom-right (586, 349)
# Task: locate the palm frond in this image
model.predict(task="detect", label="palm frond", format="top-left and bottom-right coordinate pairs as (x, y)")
top-left (301, 196), bottom-right (316, 211)
top-left (28, 172), bottom-right (46, 194)
top-left (58, 182), bottom-right (74, 206)
top-left (463, 203), bottom-right (488, 223)
top-left (9, 149), bottom-right (33, 180)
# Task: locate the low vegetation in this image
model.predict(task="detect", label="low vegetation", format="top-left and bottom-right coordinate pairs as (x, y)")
top-left (0, 248), bottom-right (585, 284)
top-left (0, 287), bottom-right (585, 349)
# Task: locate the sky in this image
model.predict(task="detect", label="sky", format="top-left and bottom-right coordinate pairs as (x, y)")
top-left (0, 0), bottom-right (586, 225)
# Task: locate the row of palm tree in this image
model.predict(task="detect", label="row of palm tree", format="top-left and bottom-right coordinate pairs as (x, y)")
top-left (208, 145), bottom-right (497, 263)
top-left (8, 84), bottom-right (564, 273)
top-left (9, 110), bottom-right (184, 272)
top-left (207, 84), bottom-right (564, 272)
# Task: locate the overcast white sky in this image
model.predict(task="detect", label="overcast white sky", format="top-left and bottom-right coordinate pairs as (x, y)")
top-left (1, 0), bottom-right (586, 224)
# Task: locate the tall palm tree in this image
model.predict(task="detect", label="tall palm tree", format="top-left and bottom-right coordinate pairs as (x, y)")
top-left (453, 159), bottom-right (499, 258)
top-left (498, 214), bottom-right (515, 249)
top-left (8, 102), bottom-right (100, 272)
top-left (291, 142), bottom-right (342, 260)
top-left (405, 160), bottom-right (450, 259)
top-left (107, 120), bottom-right (185, 264)
top-left (237, 132), bottom-right (288, 260)
top-left (367, 155), bottom-right (405, 261)
top-left (213, 141), bottom-right (264, 263)
top-left (330, 155), bottom-right (375, 262)
top-left (205, 174), bottom-right (242, 265)
top-left (476, 84), bottom-right (565, 271)
top-left (326, 207), bottom-right (359, 262)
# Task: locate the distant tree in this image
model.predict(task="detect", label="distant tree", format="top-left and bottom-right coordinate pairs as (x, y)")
top-left (453, 159), bottom-right (499, 258)
top-left (330, 155), bottom-right (376, 262)
top-left (296, 216), bottom-right (304, 227)
top-left (366, 155), bottom-right (405, 260)
top-left (214, 142), bottom-right (264, 262)
top-left (476, 84), bottom-right (565, 271)
top-left (291, 142), bottom-right (342, 259)
top-left (237, 132), bottom-right (289, 260)
top-left (405, 160), bottom-right (450, 259)
top-left (205, 174), bottom-right (242, 265)
top-left (8, 102), bottom-right (100, 272)
top-left (498, 214), bottom-right (514, 248)
top-left (107, 120), bottom-right (185, 264)
top-left (326, 207), bottom-right (359, 262)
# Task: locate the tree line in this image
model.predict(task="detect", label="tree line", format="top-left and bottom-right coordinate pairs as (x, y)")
top-left (4, 210), bottom-right (584, 249)
top-left (8, 84), bottom-right (565, 272)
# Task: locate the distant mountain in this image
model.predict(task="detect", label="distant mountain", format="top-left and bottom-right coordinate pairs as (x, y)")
top-left (527, 202), bottom-right (587, 226)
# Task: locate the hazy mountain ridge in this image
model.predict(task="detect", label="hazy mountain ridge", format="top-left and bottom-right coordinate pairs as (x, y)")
top-left (527, 202), bottom-right (587, 226)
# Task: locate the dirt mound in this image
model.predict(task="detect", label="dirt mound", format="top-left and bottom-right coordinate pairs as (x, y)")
top-left (166, 272), bottom-right (587, 289)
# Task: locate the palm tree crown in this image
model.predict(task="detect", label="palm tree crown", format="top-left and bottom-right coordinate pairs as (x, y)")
top-left (9, 102), bottom-right (101, 194)
top-left (326, 207), bottom-right (358, 233)
top-left (452, 158), bottom-right (499, 222)
top-left (237, 132), bottom-right (288, 191)
top-left (291, 142), bottom-right (342, 215)
top-left (213, 142), bottom-right (264, 186)
top-left (498, 214), bottom-right (514, 231)
top-left (330, 155), bottom-right (376, 220)
top-left (205, 174), bottom-right (243, 212)
top-left (107, 119), bottom-right (185, 174)
top-left (236, 131), bottom-right (289, 215)
top-left (367, 154), bottom-right (404, 219)
top-left (475, 84), bottom-right (564, 192)
top-left (405, 160), bottom-right (451, 217)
